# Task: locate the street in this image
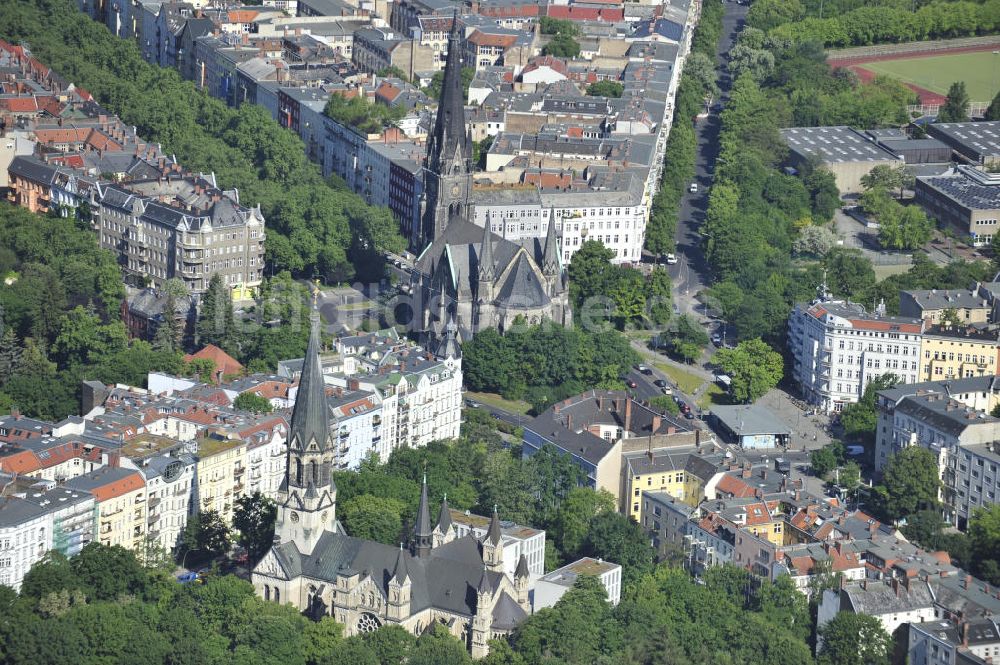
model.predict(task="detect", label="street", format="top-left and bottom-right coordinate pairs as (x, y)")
top-left (669, 1), bottom-right (748, 316)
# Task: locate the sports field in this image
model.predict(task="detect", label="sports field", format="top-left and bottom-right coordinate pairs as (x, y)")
top-left (858, 51), bottom-right (999, 101)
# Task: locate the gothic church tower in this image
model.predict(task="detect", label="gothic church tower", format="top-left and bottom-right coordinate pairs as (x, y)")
top-left (274, 303), bottom-right (337, 556)
top-left (420, 12), bottom-right (473, 247)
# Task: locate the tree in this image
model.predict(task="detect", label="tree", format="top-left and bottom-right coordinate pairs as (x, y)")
top-left (543, 33), bottom-right (581, 58)
top-left (586, 80), bottom-right (623, 98)
top-left (967, 505), bottom-right (1000, 585)
top-left (567, 240), bottom-right (616, 312)
top-left (661, 314), bottom-right (709, 364)
top-left (539, 17), bottom-right (579, 36)
top-left (937, 81), bottom-right (970, 123)
top-left (824, 248), bottom-right (875, 301)
top-left (409, 623), bottom-right (472, 665)
top-left (877, 446), bottom-right (941, 522)
top-left (878, 204), bottom-right (933, 250)
top-left (151, 290), bottom-right (183, 354)
top-left (810, 443), bottom-right (841, 480)
top-left (792, 225), bottom-right (838, 256)
top-left (552, 488), bottom-right (616, 557)
top-left (818, 612), bottom-right (893, 665)
top-left (233, 391), bottom-right (274, 414)
top-left (714, 338), bottom-right (783, 403)
top-left (339, 495), bottom-right (406, 545)
top-left (181, 509), bottom-right (232, 562)
top-left (860, 164), bottom-right (910, 194)
top-left (196, 273), bottom-right (238, 353)
top-left (233, 493), bottom-right (277, 562)
top-left (839, 373), bottom-right (898, 443)
top-left (423, 67), bottom-right (475, 103)
top-left (901, 509), bottom-right (946, 550)
top-left (581, 512), bottom-right (655, 586)
top-left (987, 88), bottom-right (1000, 121)
top-left (645, 268), bottom-right (672, 326)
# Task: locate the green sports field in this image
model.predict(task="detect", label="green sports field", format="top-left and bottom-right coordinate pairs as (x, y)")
top-left (859, 51), bottom-right (1000, 101)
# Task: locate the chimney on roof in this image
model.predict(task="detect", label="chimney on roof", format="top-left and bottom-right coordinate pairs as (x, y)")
top-left (742, 466), bottom-right (751, 479)
top-left (963, 574), bottom-right (971, 589)
top-left (11, 406), bottom-right (20, 420)
top-left (624, 396), bottom-right (632, 432)
top-left (566, 413), bottom-right (573, 431)
top-left (651, 414), bottom-right (661, 433)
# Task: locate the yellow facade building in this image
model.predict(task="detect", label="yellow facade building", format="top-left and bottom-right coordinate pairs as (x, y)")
top-left (623, 451), bottom-right (721, 522)
top-left (196, 436), bottom-right (248, 525)
top-left (919, 325), bottom-right (1000, 381)
top-left (65, 466), bottom-right (147, 551)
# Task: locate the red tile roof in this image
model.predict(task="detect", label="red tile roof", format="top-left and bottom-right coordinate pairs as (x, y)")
top-left (89, 470), bottom-right (145, 502)
top-left (184, 345), bottom-right (244, 379)
top-left (545, 5), bottom-right (623, 21)
top-left (467, 30), bottom-right (518, 48)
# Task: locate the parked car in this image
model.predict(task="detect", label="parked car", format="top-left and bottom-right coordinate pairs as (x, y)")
top-left (661, 387), bottom-right (673, 396)
top-left (465, 399), bottom-right (482, 408)
top-left (684, 412), bottom-right (696, 420)
top-left (679, 402), bottom-right (691, 413)
top-left (665, 253), bottom-right (678, 265)
top-left (626, 379), bottom-right (638, 389)
top-left (689, 182), bottom-right (698, 193)
top-left (177, 572), bottom-right (200, 584)
top-left (653, 379), bottom-right (667, 388)
top-left (711, 333), bottom-right (722, 347)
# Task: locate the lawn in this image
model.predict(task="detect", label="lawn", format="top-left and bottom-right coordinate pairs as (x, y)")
top-left (464, 391), bottom-right (532, 415)
top-left (655, 363), bottom-right (705, 395)
top-left (859, 51), bottom-right (999, 101)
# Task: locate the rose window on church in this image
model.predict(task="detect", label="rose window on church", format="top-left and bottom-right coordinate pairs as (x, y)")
top-left (357, 612), bottom-right (382, 633)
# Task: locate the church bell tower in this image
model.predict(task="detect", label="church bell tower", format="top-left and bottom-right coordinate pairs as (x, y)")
top-left (274, 299), bottom-right (337, 556)
top-left (420, 12), bottom-right (473, 247)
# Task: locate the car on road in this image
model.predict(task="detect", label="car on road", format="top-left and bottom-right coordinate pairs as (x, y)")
top-left (465, 399), bottom-right (482, 408)
top-left (846, 445), bottom-right (865, 457)
top-left (689, 182), bottom-right (698, 193)
top-left (653, 379), bottom-right (667, 388)
top-left (641, 367), bottom-right (653, 375)
top-left (684, 412), bottom-right (696, 420)
top-left (678, 401), bottom-right (691, 414)
top-left (661, 387), bottom-right (673, 395)
top-left (665, 253), bottom-right (677, 265)
top-left (711, 333), bottom-right (722, 347)
top-left (176, 572), bottom-right (200, 584)
top-left (626, 379), bottom-right (638, 389)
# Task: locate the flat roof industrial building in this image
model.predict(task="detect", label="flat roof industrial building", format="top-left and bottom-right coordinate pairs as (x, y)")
top-left (780, 126), bottom-right (904, 194)
top-left (915, 165), bottom-right (1000, 246)
top-left (926, 121), bottom-right (1000, 166)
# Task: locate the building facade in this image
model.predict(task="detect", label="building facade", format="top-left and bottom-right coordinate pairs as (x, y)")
top-left (789, 297), bottom-right (923, 413)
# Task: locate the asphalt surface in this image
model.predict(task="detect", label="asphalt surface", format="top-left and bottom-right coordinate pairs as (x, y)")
top-left (669, 1), bottom-right (748, 315)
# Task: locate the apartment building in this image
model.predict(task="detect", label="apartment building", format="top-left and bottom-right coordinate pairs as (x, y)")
top-left (65, 467), bottom-right (147, 551)
top-left (194, 437), bottom-right (248, 525)
top-left (818, 579), bottom-right (938, 651)
top-left (127, 452), bottom-right (196, 553)
top-left (788, 297), bottom-right (924, 413)
top-left (92, 175), bottom-right (266, 296)
top-left (909, 618), bottom-right (1000, 665)
top-left (450, 508), bottom-right (547, 581)
top-left (623, 449), bottom-right (725, 522)
top-left (534, 558), bottom-right (622, 609)
top-left (920, 324), bottom-right (1000, 381)
top-left (0, 484), bottom-right (95, 591)
top-left (899, 283), bottom-right (1000, 324)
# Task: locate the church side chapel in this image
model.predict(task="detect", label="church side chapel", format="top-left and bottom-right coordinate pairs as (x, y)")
top-left (252, 306), bottom-right (530, 657)
top-left (412, 14), bottom-right (571, 343)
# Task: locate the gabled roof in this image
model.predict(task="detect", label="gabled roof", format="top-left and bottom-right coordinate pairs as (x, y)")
top-left (184, 345), bottom-right (243, 378)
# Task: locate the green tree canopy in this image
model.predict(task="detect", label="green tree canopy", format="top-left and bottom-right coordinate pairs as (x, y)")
top-left (233, 492), bottom-right (277, 562)
top-left (818, 611), bottom-right (893, 665)
top-left (877, 446), bottom-right (942, 522)
top-left (233, 391), bottom-right (274, 414)
top-left (938, 80), bottom-right (970, 123)
top-left (586, 81), bottom-right (624, 98)
top-left (713, 338), bottom-right (783, 403)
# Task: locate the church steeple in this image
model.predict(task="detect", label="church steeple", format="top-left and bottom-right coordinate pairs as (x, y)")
top-left (542, 211), bottom-right (559, 276)
top-left (274, 298), bottom-right (337, 556)
top-left (478, 221), bottom-right (494, 281)
top-left (420, 11), bottom-right (474, 246)
top-left (411, 474), bottom-right (434, 557)
top-left (428, 12), bottom-right (471, 176)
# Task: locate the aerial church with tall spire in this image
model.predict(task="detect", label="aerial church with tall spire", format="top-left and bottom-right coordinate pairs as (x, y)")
top-left (252, 299), bottom-right (531, 658)
top-left (413, 14), bottom-right (570, 343)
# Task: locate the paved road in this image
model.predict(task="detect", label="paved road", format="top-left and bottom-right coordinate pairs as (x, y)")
top-left (669, 1), bottom-right (748, 316)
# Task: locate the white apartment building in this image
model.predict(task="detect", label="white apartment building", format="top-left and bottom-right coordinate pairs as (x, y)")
top-left (0, 485), bottom-right (95, 591)
top-left (329, 392), bottom-right (384, 470)
top-left (472, 175), bottom-right (649, 265)
top-left (450, 509), bottom-right (547, 581)
top-left (128, 453), bottom-right (196, 553)
top-left (533, 557), bottom-right (622, 609)
top-left (247, 429), bottom-right (288, 498)
top-left (788, 298), bottom-right (924, 413)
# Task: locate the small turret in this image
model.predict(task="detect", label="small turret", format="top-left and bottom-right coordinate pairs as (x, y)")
top-left (433, 492), bottom-right (455, 547)
top-left (482, 504), bottom-right (504, 572)
top-left (514, 553), bottom-right (530, 611)
top-left (411, 474), bottom-right (433, 557)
